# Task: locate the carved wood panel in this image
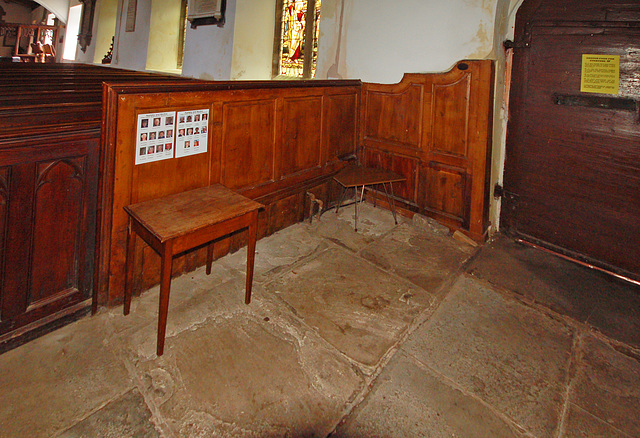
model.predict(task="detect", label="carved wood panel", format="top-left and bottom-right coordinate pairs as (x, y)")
top-left (279, 96), bottom-right (323, 178)
top-left (222, 100), bottom-right (276, 189)
top-left (0, 135), bottom-right (98, 338)
top-left (29, 158), bottom-right (85, 309)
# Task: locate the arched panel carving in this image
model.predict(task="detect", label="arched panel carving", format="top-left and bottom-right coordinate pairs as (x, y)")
top-left (29, 158), bottom-right (86, 307)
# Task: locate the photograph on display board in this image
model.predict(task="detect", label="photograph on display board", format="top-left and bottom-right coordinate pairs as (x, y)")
top-left (135, 111), bottom-right (176, 165)
top-left (175, 109), bottom-right (209, 158)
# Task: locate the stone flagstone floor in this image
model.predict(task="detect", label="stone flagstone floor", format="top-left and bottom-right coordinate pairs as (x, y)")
top-left (0, 203), bottom-right (639, 437)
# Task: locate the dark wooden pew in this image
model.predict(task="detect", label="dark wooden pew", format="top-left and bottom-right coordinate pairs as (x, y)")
top-left (0, 63), bottom-right (193, 353)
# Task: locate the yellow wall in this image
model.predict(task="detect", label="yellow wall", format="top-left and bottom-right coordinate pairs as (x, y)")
top-left (146, 0), bottom-right (182, 73)
top-left (93, 0), bottom-right (118, 63)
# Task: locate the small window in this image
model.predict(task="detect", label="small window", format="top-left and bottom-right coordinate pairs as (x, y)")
top-left (273, 0), bottom-right (321, 79)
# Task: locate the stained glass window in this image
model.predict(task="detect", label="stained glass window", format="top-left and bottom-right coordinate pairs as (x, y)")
top-left (274, 0), bottom-right (321, 79)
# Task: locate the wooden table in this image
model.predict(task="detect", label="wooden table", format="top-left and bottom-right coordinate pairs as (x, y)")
top-left (334, 166), bottom-right (406, 231)
top-left (123, 184), bottom-right (263, 356)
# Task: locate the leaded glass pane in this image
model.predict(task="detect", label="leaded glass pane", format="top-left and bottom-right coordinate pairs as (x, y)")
top-left (278, 0), bottom-right (321, 78)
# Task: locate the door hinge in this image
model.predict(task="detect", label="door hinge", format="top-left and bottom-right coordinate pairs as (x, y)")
top-left (503, 39), bottom-right (530, 49)
top-left (494, 183), bottom-right (504, 199)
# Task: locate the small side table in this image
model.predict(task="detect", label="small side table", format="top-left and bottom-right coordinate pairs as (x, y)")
top-left (123, 184), bottom-right (264, 356)
top-left (334, 166), bottom-right (406, 231)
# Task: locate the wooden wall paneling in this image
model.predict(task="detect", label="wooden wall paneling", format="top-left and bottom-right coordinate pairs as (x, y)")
top-left (466, 61), bottom-right (494, 239)
top-left (323, 91), bottom-right (358, 162)
top-left (278, 95), bottom-right (324, 178)
top-left (0, 168), bottom-right (8, 324)
top-left (361, 61), bottom-right (494, 241)
top-left (362, 148), bottom-right (419, 206)
top-left (100, 82), bottom-right (361, 306)
top-left (430, 74), bottom-right (471, 160)
top-left (104, 91), bottom-right (220, 303)
top-left (422, 162), bottom-right (470, 228)
top-left (30, 158), bottom-right (86, 308)
top-left (363, 82), bottom-right (423, 155)
top-left (221, 99), bottom-right (276, 189)
top-left (1, 134), bottom-right (98, 335)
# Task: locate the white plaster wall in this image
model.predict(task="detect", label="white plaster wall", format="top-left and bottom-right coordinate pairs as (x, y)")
top-left (317, 0), bottom-right (498, 83)
top-left (111, 0), bottom-right (152, 70)
top-left (92, 0), bottom-right (118, 63)
top-left (145, 0), bottom-right (182, 73)
top-left (181, 0), bottom-right (237, 80)
top-left (230, 0), bottom-right (275, 80)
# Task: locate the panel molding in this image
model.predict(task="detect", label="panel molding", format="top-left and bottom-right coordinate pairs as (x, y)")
top-left (361, 60), bottom-right (494, 241)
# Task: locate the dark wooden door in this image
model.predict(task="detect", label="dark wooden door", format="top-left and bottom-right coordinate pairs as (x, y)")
top-left (502, 0), bottom-right (640, 281)
top-left (0, 133), bottom-right (99, 340)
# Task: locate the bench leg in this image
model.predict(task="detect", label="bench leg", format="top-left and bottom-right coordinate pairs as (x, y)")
top-left (206, 241), bottom-right (214, 275)
top-left (157, 243), bottom-right (173, 357)
top-left (124, 219), bottom-right (136, 316)
top-left (245, 212), bottom-right (258, 305)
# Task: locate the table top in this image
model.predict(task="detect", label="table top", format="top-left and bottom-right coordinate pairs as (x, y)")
top-left (333, 166), bottom-right (406, 188)
top-left (124, 184), bottom-right (263, 243)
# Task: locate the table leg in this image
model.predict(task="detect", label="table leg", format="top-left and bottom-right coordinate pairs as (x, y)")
top-left (354, 184), bottom-right (365, 232)
top-left (335, 185), bottom-right (347, 214)
top-left (156, 242), bottom-right (173, 357)
top-left (245, 212), bottom-right (258, 305)
top-left (124, 219), bottom-right (136, 316)
top-left (206, 242), bottom-right (214, 275)
top-left (383, 182), bottom-right (399, 225)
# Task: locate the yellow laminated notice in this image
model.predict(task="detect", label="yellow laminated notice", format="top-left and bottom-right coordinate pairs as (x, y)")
top-left (581, 54), bottom-right (620, 94)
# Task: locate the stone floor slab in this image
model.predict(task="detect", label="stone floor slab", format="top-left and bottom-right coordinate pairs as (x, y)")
top-left (560, 404), bottom-right (631, 438)
top-left (266, 246), bottom-right (434, 368)
top-left (220, 223), bottom-right (329, 284)
top-left (0, 316), bottom-right (133, 438)
top-left (402, 276), bottom-right (575, 437)
top-left (131, 310), bottom-right (363, 437)
top-left (361, 223), bottom-right (475, 293)
top-left (332, 351), bottom-right (523, 438)
top-left (569, 334), bottom-right (640, 436)
top-left (467, 236), bottom-right (640, 349)
top-left (313, 202), bottom-right (407, 252)
top-left (56, 388), bottom-right (159, 438)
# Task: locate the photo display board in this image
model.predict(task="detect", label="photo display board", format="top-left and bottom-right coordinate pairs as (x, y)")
top-left (176, 109), bottom-right (209, 158)
top-left (136, 111), bottom-right (176, 165)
